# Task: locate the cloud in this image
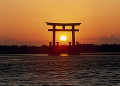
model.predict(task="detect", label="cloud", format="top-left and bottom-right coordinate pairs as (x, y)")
top-left (98, 35), bottom-right (120, 44)
top-left (0, 35), bottom-right (120, 45)
top-left (0, 39), bottom-right (47, 46)
top-left (78, 35), bottom-right (120, 44)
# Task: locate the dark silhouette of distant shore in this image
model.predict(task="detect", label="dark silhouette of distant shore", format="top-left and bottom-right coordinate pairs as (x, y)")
top-left (0, 44), bottom-right (120, 54)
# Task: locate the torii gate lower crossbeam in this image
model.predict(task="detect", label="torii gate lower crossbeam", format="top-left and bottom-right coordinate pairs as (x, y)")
top-left (46, 22), bottom-right (81, 46)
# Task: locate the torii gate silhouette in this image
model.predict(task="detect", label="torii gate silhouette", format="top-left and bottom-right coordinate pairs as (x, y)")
top-left (46, 22), bottom-right (81, 46)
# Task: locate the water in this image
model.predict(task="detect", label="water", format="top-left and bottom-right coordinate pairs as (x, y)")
top-left (0, 54), bottom-right (120, 86)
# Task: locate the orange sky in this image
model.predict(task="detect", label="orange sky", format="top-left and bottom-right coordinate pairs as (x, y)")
top-left (0, 0), bottom-right (120, 45)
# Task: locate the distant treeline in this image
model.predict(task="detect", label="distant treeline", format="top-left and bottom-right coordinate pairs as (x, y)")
top-left (0, 44), bottom-right (120, 54)
top-left (78, 44), bottom-right (120, 52)
top-left (0, 45), bottom-right (48, 54)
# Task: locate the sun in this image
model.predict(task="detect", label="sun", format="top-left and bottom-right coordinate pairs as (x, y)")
top-left (60, 35), bottom-right (66, 41)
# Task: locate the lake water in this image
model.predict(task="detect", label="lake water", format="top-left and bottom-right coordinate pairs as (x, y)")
top-left (0, 54), bottom-right (120, 86)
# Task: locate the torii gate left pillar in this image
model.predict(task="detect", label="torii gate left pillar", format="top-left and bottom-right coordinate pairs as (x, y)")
top-left (53, 25), bottom-right (55, 46)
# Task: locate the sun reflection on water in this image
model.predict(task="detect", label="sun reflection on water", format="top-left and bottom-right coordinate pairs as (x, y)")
top-left (60, 53), bottom-right (69, 56)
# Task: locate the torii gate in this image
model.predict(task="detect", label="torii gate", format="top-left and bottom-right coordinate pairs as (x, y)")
top-left (46, 22), bottom-right (81, 46)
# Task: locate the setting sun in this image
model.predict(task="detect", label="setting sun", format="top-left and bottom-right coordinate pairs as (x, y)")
top-left (60, 36), bottom-right (66, 41)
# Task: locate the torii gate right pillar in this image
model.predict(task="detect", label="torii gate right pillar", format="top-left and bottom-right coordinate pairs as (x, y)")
top-left (72, 25), bottom-right (75, 46)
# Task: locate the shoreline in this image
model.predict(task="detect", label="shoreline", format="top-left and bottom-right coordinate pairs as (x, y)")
top-left (0, 52), bottom-right (120, 56)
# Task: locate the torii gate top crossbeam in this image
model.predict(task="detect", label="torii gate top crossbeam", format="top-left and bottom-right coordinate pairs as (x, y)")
top-left (46, 22), bottom-right (81, 26)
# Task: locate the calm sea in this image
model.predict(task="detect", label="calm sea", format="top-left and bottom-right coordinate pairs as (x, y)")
top-left (0, 54), bottom-right (120, 86)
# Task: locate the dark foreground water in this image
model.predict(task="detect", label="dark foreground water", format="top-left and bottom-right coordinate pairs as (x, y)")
top-left (0, 54), bottom-right (120, 86)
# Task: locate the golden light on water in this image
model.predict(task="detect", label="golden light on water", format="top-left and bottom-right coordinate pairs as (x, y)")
top-left (60, 35), bottom-right (66, 41)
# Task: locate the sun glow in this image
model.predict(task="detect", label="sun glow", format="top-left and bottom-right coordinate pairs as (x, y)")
top-left (60, 35), bottom-right (66, 41)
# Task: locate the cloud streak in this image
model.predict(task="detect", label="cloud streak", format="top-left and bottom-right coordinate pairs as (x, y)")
top-left (0, 35), bottom-right (120, 46)
top-left (98, 35), bottom-right (120, 44)
top-left (0, 39), bottom-right (48, 46)
top-left (79, 35), bottom-right (120, 44)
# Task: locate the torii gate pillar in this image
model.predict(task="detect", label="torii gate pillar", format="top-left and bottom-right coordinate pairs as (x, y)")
top-left (72, 25), bottom-right (75, 46)
top-left (53, 25), bottom-right (55, 46)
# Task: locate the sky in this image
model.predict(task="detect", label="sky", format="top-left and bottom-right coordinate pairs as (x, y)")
top-left (0, 0), bottom-right (120, 45)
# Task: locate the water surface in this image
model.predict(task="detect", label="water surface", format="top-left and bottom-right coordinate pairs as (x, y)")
top-left (0, 54), bottom-right (120, 86)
